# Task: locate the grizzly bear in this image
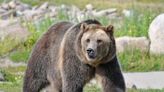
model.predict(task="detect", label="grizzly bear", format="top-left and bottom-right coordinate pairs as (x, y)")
top-left (23, 19), bottom-right (125, 92)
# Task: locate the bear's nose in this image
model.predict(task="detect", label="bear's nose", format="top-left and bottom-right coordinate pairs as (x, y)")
top-left (87, 48), bottom-right (94, 53)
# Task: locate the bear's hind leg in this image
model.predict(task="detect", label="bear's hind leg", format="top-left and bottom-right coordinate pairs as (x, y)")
top-left (23, 75), bottom-right (49, 92)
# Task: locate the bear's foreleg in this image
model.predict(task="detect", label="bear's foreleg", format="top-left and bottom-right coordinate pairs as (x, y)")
top-left (61, 59), bottom-right (95, 92)
top-left (96, 57), bottom-right (125, 92)
top-left (61, 69), bottom-right (84, 92)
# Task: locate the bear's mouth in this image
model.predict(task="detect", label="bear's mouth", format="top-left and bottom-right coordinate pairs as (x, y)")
top-left (87, 52), bottom-right (96, 59)
top-left (88, 54), bottom-right (96, 59)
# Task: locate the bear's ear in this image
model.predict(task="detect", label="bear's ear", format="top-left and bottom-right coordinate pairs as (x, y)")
top-left (80, 23), bottom-right (88, 32)
top-left (106, 25), bottom-right (114, 35)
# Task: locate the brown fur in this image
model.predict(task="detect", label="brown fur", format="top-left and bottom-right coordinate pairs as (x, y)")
top-left (23, 19), bottom-right (125, 92)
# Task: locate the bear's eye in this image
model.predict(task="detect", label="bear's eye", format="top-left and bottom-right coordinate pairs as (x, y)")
top-left (86, 39), bottom-right (90, 43)
top-left (97, 39), bottom-right (103, 44)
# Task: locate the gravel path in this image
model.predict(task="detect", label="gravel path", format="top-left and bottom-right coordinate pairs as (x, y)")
top-left (124, 71), bottom-right (164, 89)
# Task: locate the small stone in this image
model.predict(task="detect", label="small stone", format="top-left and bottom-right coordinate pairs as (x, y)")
top-left (1, 3), bottom-right (10, 10)
top-left (0, 58), bottom-right (26, 67)
top-left (92, 8), bottom-right (117, 17)
top-left (16, 4), bottom-right (31, 11)
top-left (122, 9), bottom-right (133, 17)
top-left (86, 4), bottom-right (93, 11)
top-left (48, 6), bottom-right (57, 12)
top-left (0, 8), bottom-right (6, 14)
top-left (39, 2), bottom-right (49, 10)
top-left (8, 0), bottom-right (18, 9)
top-left (0, 73), bottom-right (5, 81)
top-left (0, 10), bottom-right (16, 19)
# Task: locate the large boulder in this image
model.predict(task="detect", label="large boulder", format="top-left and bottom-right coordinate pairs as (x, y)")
top-left (116, 36), bottom-right (149, 53)
top-left (149, 14), bottom-right (164, 54)
top-left (0, 19), bottom-right (29, 42)
top-left (0, 58), bottom-right (26, 68)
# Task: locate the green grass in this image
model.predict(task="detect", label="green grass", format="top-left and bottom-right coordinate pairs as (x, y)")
top-left (0, 66), bottom-right (26, 81)
top-left (138, 0), bottom-right (164, 3)
top-left (9, 50), bottom-right (30, 63)
top-left (0, 82), bottom-right (22, 92)
top-left (128, 89), bottom-right (164, 92)
top-left (0, 37), bottom-right (21, 57)
top-left (118, 50), bottom-right (164, 72)
top-left (0, 66), bottom-right (25, 91)
top-left (115, 9), bottom-right (156, 37)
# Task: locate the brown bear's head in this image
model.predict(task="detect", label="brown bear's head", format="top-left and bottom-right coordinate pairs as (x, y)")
top-left (76, 23), bottom-right (116, 67)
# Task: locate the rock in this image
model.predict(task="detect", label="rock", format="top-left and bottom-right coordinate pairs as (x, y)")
top-left (5, 23), bottom-right (29, 41)
top-left (0, 9), bottom-right (16, 19)
top-left (8, 0), bottom-right (18, 9)
top-left (22, 9), bottom-right (45, 20)
top-left (0, 8), bottom-right (6, 14)
top-left (39, 2), bottom-right (49, 10)
top-left (122, 9), bottom-right (133, 17)
top-left (15, 3), bottom-right (31, 11)
top-left (0, 20), bottom-right (29, 42)
top-left (1, 3), bottom-right (10, 10)
top-left (48, 12), bottom-right (57, 18)
top-left (86, 4), bottom-right (93, 11)
top-left (16, 10), bottom-right (23, 16)
top-left (149, 13), bottom-right (164, 54)
top-left (48, 6), bottom-right (57, 12)
top-left (15, 3), bottom-right (31, 17)
top-left (0, 58), bottom-right (26, 68)
top-left (92, 8), bottom-right (117, 17)
top-left (0, 19), bottom-right (18, 28)
top-left (0, 73), bottom-right (4, 81)
top-left (76, 12), bottom-right (85, 22)
top-left (68, 5), bottom-right (83, 22)
top-left (116, 36), bottom-right (149, 53)
top-left (107, 12), bottom-right (118, 19)
top-left (48, 6), bottom-right (57, 17)
top-left (61, 4), bottom-right (67, 10)
top-left (60, 4), bottom-right (70, 12)
top-left (32, 5), bottom-right (39, 10)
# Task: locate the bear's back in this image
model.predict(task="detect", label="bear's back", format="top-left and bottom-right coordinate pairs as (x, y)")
top-left (27, 21), bottom-right (73, 69)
